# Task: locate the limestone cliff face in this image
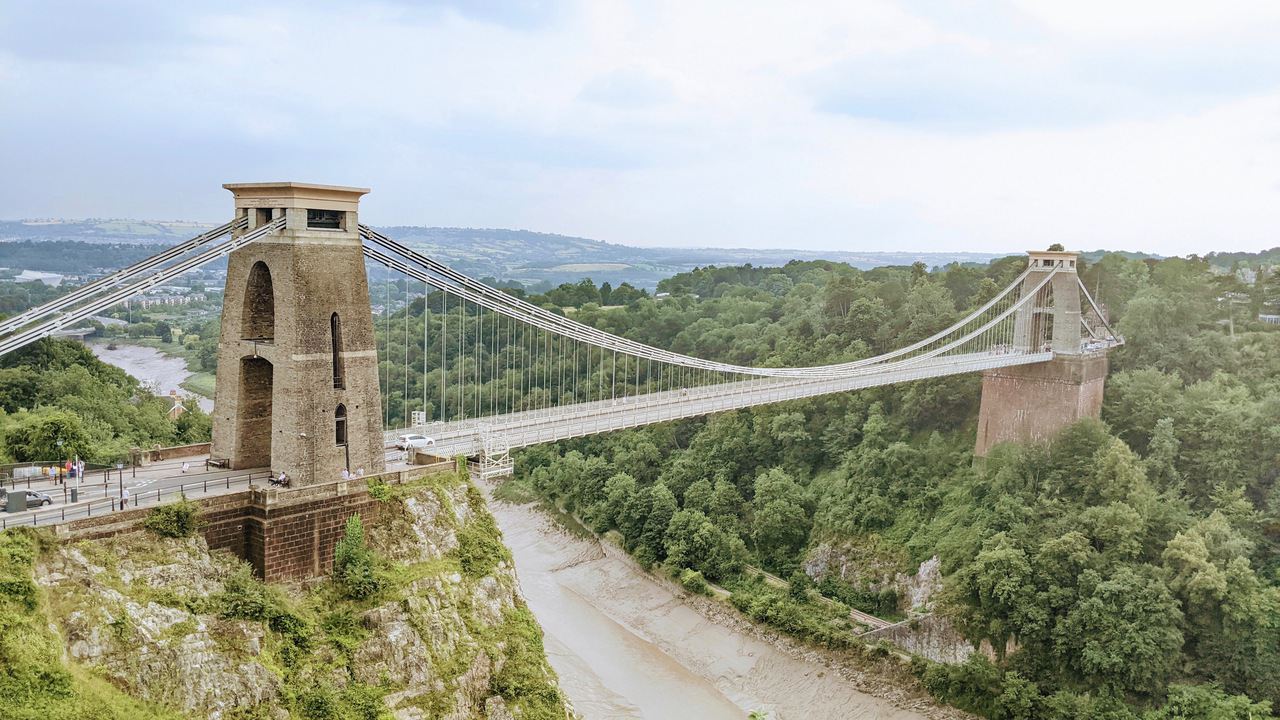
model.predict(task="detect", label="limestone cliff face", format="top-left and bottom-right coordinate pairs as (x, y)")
top-left (805, 541), bottom-right (974, 665)
top-left (25, 472), bottom-right (571, 720)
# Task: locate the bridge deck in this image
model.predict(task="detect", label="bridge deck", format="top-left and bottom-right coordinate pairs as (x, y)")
top-left (403, 350), bottom-right (1057, 458)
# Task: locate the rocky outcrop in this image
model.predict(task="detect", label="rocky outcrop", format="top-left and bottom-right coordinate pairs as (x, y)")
top-left (31, 472), bottom-right (570, 719)
top-left (39, 536), bottom-right (281, 719)
top-left (805, 541), bottom-right (972, 664)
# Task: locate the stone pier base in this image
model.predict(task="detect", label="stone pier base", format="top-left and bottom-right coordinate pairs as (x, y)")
top-left (974, 355), bottom-right (1108, 456)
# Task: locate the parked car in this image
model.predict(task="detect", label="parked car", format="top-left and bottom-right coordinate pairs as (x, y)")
top-left (0, 489), bottom-right (53, 510)
top-left (396, 434), bottom-right (436, 451)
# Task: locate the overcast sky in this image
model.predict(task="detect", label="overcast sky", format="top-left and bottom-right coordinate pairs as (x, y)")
top-left (1, 1), bottom-right (1278, 255)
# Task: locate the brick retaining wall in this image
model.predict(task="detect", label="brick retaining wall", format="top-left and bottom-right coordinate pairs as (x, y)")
top-left (55, 461), bottom-right (455, 582)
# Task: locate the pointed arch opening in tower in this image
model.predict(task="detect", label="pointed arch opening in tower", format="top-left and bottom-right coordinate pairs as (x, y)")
top-left (242, 261), bottom-right (275, 341)
top-left (331, 312), bottom-right (345, 389)
top-left (335, 403), bottom-right (348, 446)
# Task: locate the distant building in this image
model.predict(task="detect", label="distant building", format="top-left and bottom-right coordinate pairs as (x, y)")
top-left (133, 292), bottom-right (206, 308)
top-left (1260, 314), bottom-right (1280, 325)
top-left (13, 270), bottom-right (64, 286)
top-left (166, 390), bottom-right (187, 421)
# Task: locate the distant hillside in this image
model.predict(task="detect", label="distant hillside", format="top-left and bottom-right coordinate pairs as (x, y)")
top-left (0, 218), bottom-right (215, 243)
top-left (1, 218), bottom-right (1004, 288)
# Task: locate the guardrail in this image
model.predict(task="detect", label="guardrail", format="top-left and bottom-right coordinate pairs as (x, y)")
top-left (0, 469), bottom-right (272, 531)
top-left (2, 461), bottom-right (128, 490)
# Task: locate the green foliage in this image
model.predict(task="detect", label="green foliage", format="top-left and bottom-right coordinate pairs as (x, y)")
top-left (816, 575), bottom-right (900, 618)
top-left (486, 607), bottom-right (565, 718)
top-left (726, 572), bottom-right (863, 650)
top-left (679, 568), bottom-right (710, 595)
top-left (500, 250), bottom-right (1280, 717)
top-left (454, 509), bottom-right (510, 579)
top-left (333, 515), bottom-right (383, 600)
top-left (141, 497), bottom-right (203, 538)
top-left (2, 409), bottom-right (91, 463)
top-left (0, 338), bottom-right (213, 463)
top-left (0, 528), bottom-right (181, 719)
top-left (366, 477), bottom-right (391, 501)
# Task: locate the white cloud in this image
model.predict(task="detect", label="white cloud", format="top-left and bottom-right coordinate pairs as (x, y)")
top-left (0, 0), bottom-right (1277, 256)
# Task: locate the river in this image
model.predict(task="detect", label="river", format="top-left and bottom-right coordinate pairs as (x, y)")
top-left (486, 491), bottom-right (950, 720)
top-left (88, 342), bottom-right (214, 412)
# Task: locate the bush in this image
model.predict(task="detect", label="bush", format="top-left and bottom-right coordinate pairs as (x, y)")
top-left (454, 512), bottom-right (509, 579)
top-left (816, 574), bottom-right (900, 618)
top-left (334, 515), bottom-right (382, 600)
top-left (218, 563), bottom-right (312, 656)
top-left (679, 568), bottom-right (710, 595)
top-left (142, 497), bottom-right (203, 538)
top-left (365, 478), bottom-right (391, 502)
top-left (298, 685), bottom-right (338, 719)
top-left (788, 570), bottom-right (812, 602)
top-left (488, 608), bottom-right (564, 715)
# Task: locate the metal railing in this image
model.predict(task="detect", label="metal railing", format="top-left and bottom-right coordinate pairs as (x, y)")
top-left (0, 469), bottom-right (272, 530)
top-left (417, 350), bottom-right (1057, 457)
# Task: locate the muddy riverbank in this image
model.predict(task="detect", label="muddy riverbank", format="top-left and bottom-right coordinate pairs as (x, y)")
top-left (485, 488), bottom-right (966, 720)
top-left (89, 342), bottom-right (214, 412)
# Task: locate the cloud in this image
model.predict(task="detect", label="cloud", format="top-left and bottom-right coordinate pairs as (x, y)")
top-left (579, 68), bottom-right (674, 109)
top-left (0, 0), bottom-right (1278, 257)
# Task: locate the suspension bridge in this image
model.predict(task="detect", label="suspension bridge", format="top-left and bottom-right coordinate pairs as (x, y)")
top-left (0, 182), bottom-right (1121, 491)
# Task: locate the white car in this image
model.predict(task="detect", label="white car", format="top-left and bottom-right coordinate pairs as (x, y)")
top-left (396, 433), bottom-right (436, 451)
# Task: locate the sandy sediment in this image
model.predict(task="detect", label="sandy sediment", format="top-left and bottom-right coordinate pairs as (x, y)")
top-left (89, 342), bottom-right (213, 411)
top-left (486, 491), bottom-right (971, 720)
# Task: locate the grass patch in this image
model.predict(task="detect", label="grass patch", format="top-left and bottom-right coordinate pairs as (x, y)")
top-left (0, 527), bottom-right (182, 720)
top-left (454, 510), bottom-right (510, 579)
top-left (180, 372), bottom-right (216, 399)
top-left (723, 571), bottom-right (866, 652)
top-left (493, 477), bottom-right (539, 504)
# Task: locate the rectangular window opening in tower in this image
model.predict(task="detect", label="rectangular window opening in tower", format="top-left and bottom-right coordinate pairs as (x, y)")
top-left (307, 209), bottom-right (343, 230)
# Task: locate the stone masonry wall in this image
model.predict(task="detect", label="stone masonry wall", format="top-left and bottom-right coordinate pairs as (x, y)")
top-left (974, 354), bottom-right (1108, 456)
top-left (56, 462), bottom-right (454, 583)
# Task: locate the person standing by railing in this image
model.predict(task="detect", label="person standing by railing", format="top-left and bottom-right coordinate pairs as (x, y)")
top-left (121, 486), bottom-right (130, 508)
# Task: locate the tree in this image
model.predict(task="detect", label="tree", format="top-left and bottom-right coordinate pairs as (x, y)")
top-left (1056, 567), bottom-right (1182, 696)
top-left (1144, 418), bottom-right (1182, 493)
top-left (750, 468), bottom-right (811, 572)
top-left (944, 533), bottom-right (1035, 661)
top-left (682, 478), bottom-right (714, 514)
top-left (1, 408), bottom-right (91, 462)
top-left (154, 320), bottom-right (173, 343)
top-left (707, 478), bottom-right (744, 530)
top-left (663, 508), bottom-right (748, 581)
top-left (334, 515), bottom-right (381, 600)
top-left (637, 484), bottom-right (678, 565)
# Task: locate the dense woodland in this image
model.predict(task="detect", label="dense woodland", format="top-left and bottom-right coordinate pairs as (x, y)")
top-left (0, 340), bottom-right (210, 464)
top-left (3, 247), bottom-right (1280, 717)
top-left (472, 254), bottom-right (1279, 719)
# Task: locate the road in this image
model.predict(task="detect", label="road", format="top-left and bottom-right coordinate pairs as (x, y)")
top-left (0, 449), bottom-right (410, 531)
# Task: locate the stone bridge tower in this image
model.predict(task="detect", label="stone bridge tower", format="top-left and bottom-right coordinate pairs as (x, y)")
top-left (974, 250), bottom-right (1109, 455)
top-left (211, 182), bottom-right (385, 484)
